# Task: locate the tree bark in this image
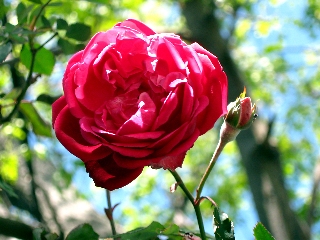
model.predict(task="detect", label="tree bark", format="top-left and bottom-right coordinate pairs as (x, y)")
top-left (181, 0), bottom-right (308, 239)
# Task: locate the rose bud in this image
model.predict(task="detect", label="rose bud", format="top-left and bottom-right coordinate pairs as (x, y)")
top-left (225, 87), bottom-right (257, 129)
top-left (219, 88), bottom-right (257, 143)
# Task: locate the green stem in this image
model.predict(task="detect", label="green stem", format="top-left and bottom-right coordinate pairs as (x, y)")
top-left (169, 170), bottom-right (206, 240)
top-left (106, 190), bottom-right (117, 236)
top-left (0, 48), bottom-right (37, 124)
top-left (196, 138), bottom-right (227, 201)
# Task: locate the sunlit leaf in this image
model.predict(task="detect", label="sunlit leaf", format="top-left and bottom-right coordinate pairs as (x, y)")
top-left (65, 224), bottom-right (99, 240)
top-left (0, 153), bottom-right (19, 183)
top-left (19, 101), bottom-right (52, 137)
top-left (66, 23), bottom-right (91, 41)
top-left (253, 222), bottom-right (275, 240)
top-left (0, 42), bottom-right (12, 63)
top-left (20, 44), bottom-right (55, 75)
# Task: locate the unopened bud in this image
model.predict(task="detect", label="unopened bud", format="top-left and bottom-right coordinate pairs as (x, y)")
top-left (220, 88), bottom-right (257, 143)
top-left (224, 87), bottom-right (257, 130)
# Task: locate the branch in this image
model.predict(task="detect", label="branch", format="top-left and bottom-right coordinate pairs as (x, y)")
top-left (0, 217), bottom-right (33, 240)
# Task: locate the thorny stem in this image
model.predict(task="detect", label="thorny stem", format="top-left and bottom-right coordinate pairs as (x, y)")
top-left (106, 190), bottom-right (117, 236)
top-left (169, 170), bottom-right (206, 240)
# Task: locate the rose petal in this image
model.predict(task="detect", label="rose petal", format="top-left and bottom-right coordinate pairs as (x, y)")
top-left (116, 19), bottom-right (156, 36)
top-left (52, 96), bottom-right (66, 127)
top-left (54, 106), bottom-right (109, 161)
top-left (85, 155), bottom-right (144, 190)
top-left (117, 92), bottom-right (156, 135)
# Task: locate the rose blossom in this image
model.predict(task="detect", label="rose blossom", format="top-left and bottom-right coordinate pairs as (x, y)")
top-left (52, 19), bottom-right (228, 190)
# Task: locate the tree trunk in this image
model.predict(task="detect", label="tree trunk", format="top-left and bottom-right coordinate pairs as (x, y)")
top-left (181, 0), bottom-right (308, 239)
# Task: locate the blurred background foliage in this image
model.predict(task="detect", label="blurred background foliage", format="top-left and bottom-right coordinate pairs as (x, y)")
top-left (0, 0), bottom-right (319, 239)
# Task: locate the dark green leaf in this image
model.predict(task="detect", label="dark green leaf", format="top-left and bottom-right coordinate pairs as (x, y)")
top-left (253, 222), bottom-right (275, 240)
top-left (16, 2), bottom-right (28, 24)
top-left (19, 101), bottom-right (52, 137)
top-left (0, 42), bottom-right (12, 63)
top-left (5, 23), bottom-right (15, 33)
top-left (56, 18), bottom-right (68, 30)
top-left (36, 94), bottom-right (60, 105)
top-left (66, 23), bottom-right (91, 41)
top-left (20, 44), bottom-right (55, 75)
top-left (27, 0), bottom-right (42, 4)
top-left (213, 207), bottom-right (235, 240)
top-left (65, 223), bottom-right (99, 240)
top-left (41, 16), bottom-right (51, 28)
top-left (57, 38), bottom-right (77, 55)
top-left (0, 178), bottom-right (17, 198)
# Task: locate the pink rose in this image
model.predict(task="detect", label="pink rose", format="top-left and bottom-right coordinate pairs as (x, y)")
top-left (52, 19), bottom-right (228, 190)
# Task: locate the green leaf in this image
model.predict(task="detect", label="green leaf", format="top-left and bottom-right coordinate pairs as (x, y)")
top-left (213, 207), bottom-right (235, 240)
top-left (41, 15), bottom-right (51, 28)
top-left (19, 101), bottom-right (52, 137)
top-left (56, 18), bottom-right (68, 30)
top-left (36, 93), bottom-right (60, 105)
top-left (0, 42), bottom-right (12, 63)
top-left (27, 0), bottom-right (42, 4)
top-left (66, 23), bottom-right (91, 41)
top-left (161, 223), bottom-right (180, 235)
top-left (20, 44), bottom-right (55, 75)
top-left (16, 2), bottom-right (28, 24)
top-left (44, 233), bottom-right (59, 240)
top-left (112, 221), bottom-right (165, 240)
top-left (33, 228), bottom-right (46, 240)
top-left (57, 38), bottom-right (77, 54)
top-left (253, 222), bottom-right (275, 240)
top-left (65, 223), bottom-right (99, 240)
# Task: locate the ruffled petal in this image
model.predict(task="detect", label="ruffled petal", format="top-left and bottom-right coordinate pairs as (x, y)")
top-left (53, 106), bottom-right (110, 161)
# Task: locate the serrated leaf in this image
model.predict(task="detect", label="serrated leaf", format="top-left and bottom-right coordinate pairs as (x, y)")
top-left (19, 101), bottom-right (52, 137)
top-left (66, 23), bottom-right (91, 41)
top-left (20, 44), bottom-right (55, 75)
top-left (253, 222), bottom-right (275, 240)
top-left (56, 18), bottom-right (68, 30)
top-left (0, 42), bottom-right (12, 63)
top-left (213, 207), bottom-right (235, 240)
top-left (65, 223), bottom-right (99, 240)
